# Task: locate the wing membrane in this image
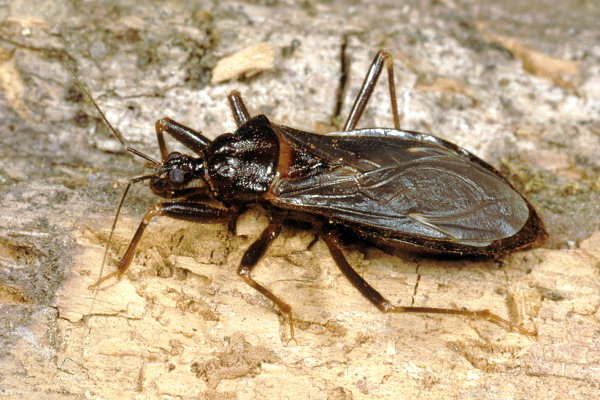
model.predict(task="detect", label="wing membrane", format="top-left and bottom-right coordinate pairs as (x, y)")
top-left (271, 126), bottom-right (530, 245)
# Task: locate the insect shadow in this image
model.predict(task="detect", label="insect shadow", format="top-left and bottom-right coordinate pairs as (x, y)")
top-left (67, 49), bottom-right (547, 340)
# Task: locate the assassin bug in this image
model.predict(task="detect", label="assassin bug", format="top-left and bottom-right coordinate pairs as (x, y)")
top-left (69, 49), bottom-right (546, 339)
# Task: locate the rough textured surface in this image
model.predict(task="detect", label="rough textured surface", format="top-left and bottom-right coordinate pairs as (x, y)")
top-left (1, 0), bottom-right (599, 399)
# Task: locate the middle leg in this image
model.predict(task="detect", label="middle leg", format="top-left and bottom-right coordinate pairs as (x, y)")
top-left (237, 221), bottom-right (298, 341)
top-left (228, 90), bottom-right (251, 127)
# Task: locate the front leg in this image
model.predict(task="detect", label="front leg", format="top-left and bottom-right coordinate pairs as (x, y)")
top-left (155, 118), bottom-right (212, 161)
top-left (90, 202), bottom-right (236, 288)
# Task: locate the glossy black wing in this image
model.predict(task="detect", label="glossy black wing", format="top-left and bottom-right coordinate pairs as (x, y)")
top-left (270, 126), bottom-right (530, 247)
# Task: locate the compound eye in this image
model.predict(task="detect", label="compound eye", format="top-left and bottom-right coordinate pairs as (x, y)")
top-left (168, 168), bottom-right (185, 185)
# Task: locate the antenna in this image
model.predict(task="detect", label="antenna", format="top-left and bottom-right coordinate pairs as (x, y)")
top-left (87, 174), bottom-right (153, 315)
top-left (63, 56), bottom-right (160, 165)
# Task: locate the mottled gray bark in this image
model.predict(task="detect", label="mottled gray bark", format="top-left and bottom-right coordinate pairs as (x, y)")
top-left (0, 0), bottom-right (599, 398)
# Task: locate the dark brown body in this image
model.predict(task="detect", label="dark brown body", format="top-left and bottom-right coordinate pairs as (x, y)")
top-left (84, 50), bottom-right (547, 338)
top-left (203, 114), bottom-right (546, 256)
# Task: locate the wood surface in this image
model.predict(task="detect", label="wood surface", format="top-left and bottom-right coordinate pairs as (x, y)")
top-left (0, 1), bottom-right (599, 399)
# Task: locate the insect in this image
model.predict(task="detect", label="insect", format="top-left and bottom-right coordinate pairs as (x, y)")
top-left (68, 49), bottom-right (547, 339)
